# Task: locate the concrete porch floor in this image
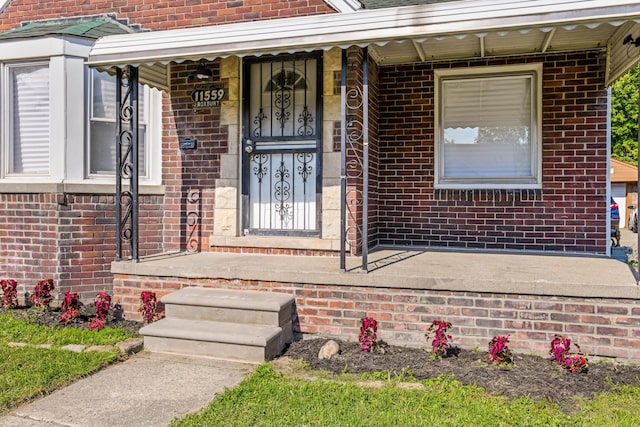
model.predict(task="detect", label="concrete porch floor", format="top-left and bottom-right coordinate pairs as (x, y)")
top-left (113, 249), bottom-right (640, 300)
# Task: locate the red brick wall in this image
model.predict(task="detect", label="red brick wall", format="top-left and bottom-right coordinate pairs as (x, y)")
top-left (58, 194), bottom-right (164, 296)
top-left (161, 61), bottom-right (227, 252)
top-left (0, 194), bottom-right (59, 299)
top-left (114, 276), bottom-right (640, 361)
top-left (376, 51), bottom-right (608, 253)
top-left (0, 194), bottom-right (164, 300)
top-left (0, 0), bottom-right (334, 32)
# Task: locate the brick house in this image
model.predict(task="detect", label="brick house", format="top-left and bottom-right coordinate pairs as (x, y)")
top-left (2, 0), bottom-right (640, 359)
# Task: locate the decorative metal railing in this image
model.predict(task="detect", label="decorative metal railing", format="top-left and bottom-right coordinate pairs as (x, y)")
top-left (340, 48), bottom-right (369, 272)
top-left (186, 189), bottom-right (201, 252)
top-left (115, 66), bottom-right (139, 261)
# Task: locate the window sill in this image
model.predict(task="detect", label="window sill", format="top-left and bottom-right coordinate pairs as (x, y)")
top-left (434, 181), bottom-right (542, 190)
top-left (0, 181), bottom-right (165, 195)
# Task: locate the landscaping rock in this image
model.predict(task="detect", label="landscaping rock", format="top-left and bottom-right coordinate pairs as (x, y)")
top-left (61, 344), bottom-right (86, 353)
top-left (86, 345), bottom-right (117, 353)
top-left (318, 340), bottom-right (339, 360)
top-left (117, 338), bottom-right (144, 355)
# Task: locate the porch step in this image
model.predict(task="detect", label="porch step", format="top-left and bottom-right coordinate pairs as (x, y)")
top-left (139, 288), bottom-right (295, 363)
top-left (140, 319), bottom-right (283, 362)
top-left (162, 287), bottom-right (294, 326)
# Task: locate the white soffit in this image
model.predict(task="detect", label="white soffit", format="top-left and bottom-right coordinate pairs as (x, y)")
top-left (87, 0), bottom-right (640, 90)
top-left (607, 21), bottom-right (640, 85)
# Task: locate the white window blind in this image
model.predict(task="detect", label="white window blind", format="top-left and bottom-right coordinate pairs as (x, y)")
top-left (10, 64), bottom-right (50, 174)
top-left (442, 76), bottom-right (531, 128)
top-left (437, 67), bottom-right (539, 186)
top-left (89, 69), bottom-right (147, 176)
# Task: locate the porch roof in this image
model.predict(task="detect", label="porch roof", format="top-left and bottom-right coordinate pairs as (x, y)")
top-left (86, 0), bottom-right (640, 91)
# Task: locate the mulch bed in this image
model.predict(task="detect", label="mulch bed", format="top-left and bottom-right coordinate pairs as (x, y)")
top-left (281, 338), bottom-right (640, 411)
top-left (1, 305), bottom-right (142, 335)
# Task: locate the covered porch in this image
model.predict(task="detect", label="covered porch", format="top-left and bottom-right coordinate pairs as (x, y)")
top-left (87, 0), bottom-right (640, 269)
top-left (88, 0), bottom-right (640, 361)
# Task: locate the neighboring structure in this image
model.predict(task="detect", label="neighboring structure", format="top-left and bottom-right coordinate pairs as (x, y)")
top-left (611, 158), bottom-right (638, 227)
top-left (2, 0), bottom-right (640, 359)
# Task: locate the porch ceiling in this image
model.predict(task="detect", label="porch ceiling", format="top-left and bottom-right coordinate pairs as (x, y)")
top-left (86, 0), bottom-right (640, 91)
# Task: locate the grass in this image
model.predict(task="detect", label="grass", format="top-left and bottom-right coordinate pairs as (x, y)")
top-left (173, 364), bottom-right (640, 427)
top-left (0, 312), bottom-right (134, 415)
top-left (0, 346), bottom-right (116, 414)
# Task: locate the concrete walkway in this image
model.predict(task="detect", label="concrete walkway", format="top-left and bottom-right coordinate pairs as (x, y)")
top-left (1, 352), bottom-right (255, 427)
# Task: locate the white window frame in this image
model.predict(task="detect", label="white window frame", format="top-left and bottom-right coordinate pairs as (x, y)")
top-left (85, 68), bottom-right (162, 183)
top-left (0, 37), bottom-right (90, 186)
top-left (3, 61), bottom-right (51, 177)
top-left (0, 36), bottom-right (162, 191)
top-left (434, 63), bottom-right (543, 189)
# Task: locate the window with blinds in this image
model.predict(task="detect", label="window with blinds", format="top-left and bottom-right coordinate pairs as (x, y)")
top-left (88, 69), bottom-right (147, 177)
top-left (9, 63), bottom-right (50, 175)
top-left (435, 64), bottom-right (542, 188)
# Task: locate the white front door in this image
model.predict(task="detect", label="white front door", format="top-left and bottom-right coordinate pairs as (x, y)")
top-left (242, 54), bottom-right (322, 235)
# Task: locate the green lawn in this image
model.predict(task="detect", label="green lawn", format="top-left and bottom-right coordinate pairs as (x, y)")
top-left (0, 312), bottom-right (134, 415)
top-left (173, 364), bottom-right (640, 427)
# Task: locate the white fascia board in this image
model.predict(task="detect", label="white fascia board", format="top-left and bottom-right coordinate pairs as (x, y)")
top-left (0, 36), bottom-right (93, 60)
top-left (87, 0), bottom-right (640, 68)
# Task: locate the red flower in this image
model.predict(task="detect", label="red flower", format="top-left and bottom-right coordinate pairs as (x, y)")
top-left (359, 317), bottom-right (379, 352)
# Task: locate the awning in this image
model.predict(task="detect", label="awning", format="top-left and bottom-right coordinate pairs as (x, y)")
top-left (86, 0), bottom-right (640, 91)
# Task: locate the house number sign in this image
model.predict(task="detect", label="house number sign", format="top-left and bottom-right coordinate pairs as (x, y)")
top-left (191, 85), bottom-right (226, 108)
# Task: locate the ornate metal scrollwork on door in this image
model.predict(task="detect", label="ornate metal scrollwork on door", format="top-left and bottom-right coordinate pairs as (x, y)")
top-left (297, 106), bottom-right (314, 136)
top-left (274, 160), bottom-right (292, 224)
top-left (252, 154), bottom-right (269, 183)
top-left (297, 153), bottom-right (314, 183)
top-left (252, 109), bottom-right (267, 137)
top-left (245, 55), bottom-right (320, 233)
